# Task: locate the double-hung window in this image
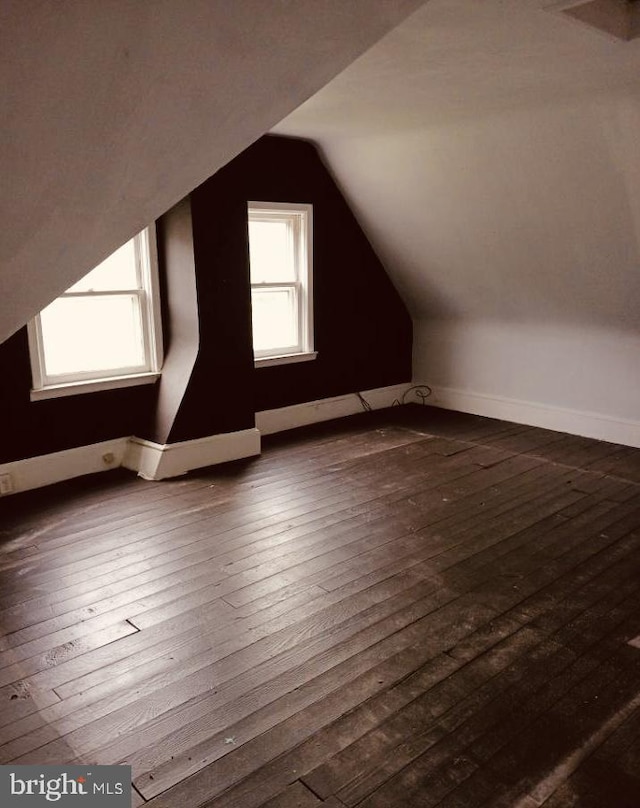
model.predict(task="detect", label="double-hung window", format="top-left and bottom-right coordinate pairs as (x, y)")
top-left (248, 202), bottom-right (315, 366)
top-left (28, 228), bottom-right (163, 399)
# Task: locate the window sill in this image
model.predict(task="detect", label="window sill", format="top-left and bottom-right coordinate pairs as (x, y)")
top-left (254, 351), bottom-right (318, 368)
top-left (30, 371), bottom-right (161, 401)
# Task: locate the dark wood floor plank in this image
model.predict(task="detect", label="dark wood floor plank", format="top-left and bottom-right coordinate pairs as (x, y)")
top-left (0, 681), bottom-right (60, 732)
top-left (129, 482), bottom-right (624, 800)
top-left (0, 437), bottom-right (473, 596)
top-left (534, 435), bottom-right (627, 471)
top-left (0, 454), bottom-right (624, 756)
top-left (223, 466), bottom-right (582, 610)
top-left (260, 781), bottom-right (322, 808)
top-left (354, 591), bottom-right (639, 807)
top-left (137, 637), bottom-right (496, 807)
top-left (301, 625), bottom-right (543, 802)
top-left (313, 466), bottom-right (583, 598)
top-left (62, 496), bottom-right (576, 780)
top-left (210, 516), bottom-right (640, 808)
top-left (1, 406), bottom-right (639, 808)
top-left (1, 432), bottom-right (436, 576)
top-left (148, 620), bottom-right (548, 808)
top-left (424, 415), bottom-right (527, 445)
top-left (3, 570), bottom-right (457, 764)
top-left (475, 425), bottom-right (568, 456)
top-left (337, 637), bottom-right (580, 807)
top-left (0, 620), bottom-right (139, 689)
top-left (131, 785), bottom-right (147, 807)
top-left (0, 419), bottom-right (425, 555)
top-left (0, 443), bottom-right (460, 624)
top-left (583, 446), bottom-right (640, 483)
top-left (433, 590), bottom-right (640, 807)
top-left (15, 468), bottom-right (552, 708)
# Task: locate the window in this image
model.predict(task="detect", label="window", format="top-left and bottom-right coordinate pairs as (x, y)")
top-left (248, 202), bottom-right (315, 366)
top-left (28, 228), bottom-right (162, 399)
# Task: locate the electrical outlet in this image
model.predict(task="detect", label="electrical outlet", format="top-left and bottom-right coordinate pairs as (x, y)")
top-left (0, 473), bottom-right (14, 495)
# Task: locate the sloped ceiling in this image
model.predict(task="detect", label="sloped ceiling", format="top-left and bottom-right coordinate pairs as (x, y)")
top-left (273, 0), bottom-right (640, 332)
top-left (0, 0), bottom-right (423, 345)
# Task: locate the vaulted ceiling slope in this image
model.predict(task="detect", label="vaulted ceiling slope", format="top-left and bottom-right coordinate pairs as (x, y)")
top-left (0, 0), bottom-right (424, 345)
top-left (274, 0), bottom-right (640, 333)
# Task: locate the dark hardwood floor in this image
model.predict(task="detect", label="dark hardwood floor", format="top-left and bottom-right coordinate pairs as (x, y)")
top-left (2, 404), bottom-right (640, 807)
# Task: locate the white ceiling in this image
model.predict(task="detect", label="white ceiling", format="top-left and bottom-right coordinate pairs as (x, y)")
top-left (274, 0), bottom-right (640, 331)
top-left (3, 0), bottom-right (638, 347)
top-left (0, 0), bottom-right (422, 345)
top-left (275, 0), bottom-right (640, 135)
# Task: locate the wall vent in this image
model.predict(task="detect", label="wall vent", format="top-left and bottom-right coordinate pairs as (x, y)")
top-left (547, 0), bottom-right (640, 41)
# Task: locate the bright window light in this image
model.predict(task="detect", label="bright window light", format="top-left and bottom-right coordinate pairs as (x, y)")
top-left (248, 202), bottom-right (313, 360)
top-left (28, 228), bottom-right (162, 395)
top-left (39, 295), bottom-right (145, 376)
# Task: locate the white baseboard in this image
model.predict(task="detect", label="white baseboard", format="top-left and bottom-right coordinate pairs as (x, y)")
top-left (123, 428), bottom-right (261, 481)
top-left (256, 383), bottom-right (410, 435)
top-left (1, 384), bottom-right (408, 496)
top-left (0, 429), bottom-right (261, 496)
top-left (4, 381), bottom-right (636, 497)
top-left (422, 383), bottom-right (640, 448)
top-left (2, 385), bottom-right (407, 493)
top-left (0, 437), bottom-right (130, 496)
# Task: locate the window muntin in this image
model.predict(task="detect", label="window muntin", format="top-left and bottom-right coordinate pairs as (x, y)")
top-left (38, 295), bottom-right (146, 376)
top-left (248, 202), bottom-right (313, 360)
top-left (28, 228), bottom-right (162, 393)
top-left (66, 238), bottom-right (138, 292)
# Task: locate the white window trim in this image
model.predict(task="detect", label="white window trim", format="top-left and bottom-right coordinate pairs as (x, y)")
top-left (248, 201), bottom-right (314, 363)
top-left (28, 228), bottom-right (163, 400)
top-left (254, 350), bottom-right (318, 369)
top-left (29, 372), bottom-right (161, 401)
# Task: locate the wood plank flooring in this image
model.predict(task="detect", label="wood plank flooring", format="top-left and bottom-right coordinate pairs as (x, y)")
top-left (2, 404), bottom-right (640, 807)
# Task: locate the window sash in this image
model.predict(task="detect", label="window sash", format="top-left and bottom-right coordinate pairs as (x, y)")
top-left (248, 202), bottom-right (313, 360)
top-left (54, 289), bottom-right (144, 299)
top-left (28, 228), bottom-right (162, 391)
top-left (250, 281), bottom-right (303, 357)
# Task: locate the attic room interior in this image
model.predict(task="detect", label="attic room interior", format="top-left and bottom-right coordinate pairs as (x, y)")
top-left (1, 1), bottom-right (640, 806)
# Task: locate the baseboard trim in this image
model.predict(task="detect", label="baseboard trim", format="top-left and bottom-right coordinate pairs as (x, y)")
top-left (256, 383), bottom-right (410, 435)
top-left (123, 428), bottom-right (261, 481)
top-left (1, 385), bottom-right (409, 495)
top-left (4, 383), bottom-right (636, 497)
top-left (0, 437), bottom-right (131, 496)
top-left (422, 383), bottom-right (640, 448)
top-left (0, 428), bottom-right (262, 495)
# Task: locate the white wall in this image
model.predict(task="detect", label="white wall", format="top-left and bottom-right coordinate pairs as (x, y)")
top-left (0, 0), bottom-right (423, 345)
top-left (413, 319), bottom-right (640, 446)
top-left (307, 93), bottom-right (640, 445)
top-left (272, 0), bottom-right (640, 446)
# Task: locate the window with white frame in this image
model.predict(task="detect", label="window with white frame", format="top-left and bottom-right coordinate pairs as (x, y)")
top-left (28, 228), bottom-right (163, 399)
top-left (248, 202), bottom-right (315, 365)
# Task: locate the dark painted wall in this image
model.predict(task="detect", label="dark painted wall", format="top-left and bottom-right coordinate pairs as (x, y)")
top-left (1, 135), bottom-right (412, 463)
top-left (162, 194), bottom-right (256, 442)
top-left (0, 329), bottom-right (156, 464)
top-left (169, 135), bottom-right (412, 436)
